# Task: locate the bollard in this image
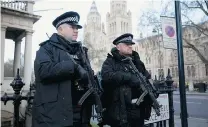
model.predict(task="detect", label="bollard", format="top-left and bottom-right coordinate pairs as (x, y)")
top-left (165, 68), bottom-right (174, 127)
top-left (1, 69), bottom-right (33, 127)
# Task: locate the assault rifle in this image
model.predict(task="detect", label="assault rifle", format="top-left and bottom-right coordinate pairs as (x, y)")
top-left (76, 42), bottom-right (105, 123)
top-left (122, 57), bottom-right (162, 116)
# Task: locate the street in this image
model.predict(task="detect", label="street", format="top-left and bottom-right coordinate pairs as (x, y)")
top-left (173, 94), bottom-right (208, 127)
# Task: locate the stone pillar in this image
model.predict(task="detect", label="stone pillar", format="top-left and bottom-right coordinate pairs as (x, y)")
top-left (13, 39), bottom-right (22, 76)
top-left (1, 26), bottom-right (7, 85)
top-left (26, 1), bottom-right (35, 13)
top-left (23, 30), bottom-right (33, 90)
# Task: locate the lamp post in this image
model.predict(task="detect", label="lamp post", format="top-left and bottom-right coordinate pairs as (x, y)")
top-left (153, 28), bottom-right (163, 80)
top-left (175, 1), bottom-right (188, 127)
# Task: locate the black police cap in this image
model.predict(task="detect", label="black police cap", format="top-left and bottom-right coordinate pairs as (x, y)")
top-left (52, 11), bottom-right (82, 29)
top-left (113, 33), bottom-right (135, 45)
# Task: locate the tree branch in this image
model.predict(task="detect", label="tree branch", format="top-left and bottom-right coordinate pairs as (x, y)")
top-left (180, 1), bottom-right (201, 9)
top-left (182, 14), bottom-right (208, 37)
top-left (183, 38), bottom-right (208, 64)
top-left (196, 0), bottom-right (208, 16)
top-left (205, 0), bottom-right (208, 10)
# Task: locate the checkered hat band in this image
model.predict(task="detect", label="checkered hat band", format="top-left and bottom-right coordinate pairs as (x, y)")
top-left (117, 36), bottom-right (132, 43)
top-left (56, 16), bottom-right (79, 28)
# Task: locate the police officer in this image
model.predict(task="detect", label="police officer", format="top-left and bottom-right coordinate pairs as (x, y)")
top-left (100, 33), bottom-right (152, 127)
top-left (32, 11), bottom-right (92, 127)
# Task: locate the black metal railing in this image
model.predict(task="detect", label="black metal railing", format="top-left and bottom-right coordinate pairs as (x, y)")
top-left (145, 68), bottom-right (175, 127)
top-left (1, 69), bottom-right (34, 127)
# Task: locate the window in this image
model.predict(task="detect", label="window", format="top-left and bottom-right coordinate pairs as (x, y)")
top-left (158, 51), bottom-right (163, 66)
top-left (172, 68), bottom-right (175, 78)
top-left (191, 66), bottom-right (195, 77)
top-left (114, 23), bottom-right (116, 32)
top-left (175, 67), bottom-right (178, 77)
top-left (158, 68), bottom-right (164, 79)
top-left (206, 64), bottom-right (208, 76)
top-left (158, 69), bottom-right (160, 78)
top-left (126, 23), bottom-right (128, 32)
top-left (187, 66), bottom-right (191, 77)
top-left (188, 34), bottom-right (191, 39)
top-left (110, 24), bottom-right (111, 33)
top-left (2, 121), bottom-right (11, 127)
top-left (161, 69), bottom-right (164, 79)
top-left (124, 22), bottom-right (126, 32)
top-left (148, 70), bottom-right (152, 76)
top-left (121, 21), bottom-right (123, 31)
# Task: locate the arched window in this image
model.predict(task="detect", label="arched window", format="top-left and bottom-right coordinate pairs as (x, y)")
top-left (191, 66), bottom-right (195, 77)
top-left (121, 21), bottom-right (123, 31)
top-left (126, 23), bottom-right (128, 32)
top-left (161, 69), bottom-right (164, 79)
top-left (112, 23), bottom-right (114, 32)
top-left (148, 70), bottom-right (152, 77)
top-left (172, 68), bottom-right (175, 78)
top-left (124, 22), bottom-right (126, 32)
top-left (175, 67), bottom-right (178, 77)
top-left (110, 24), bottom-right (111, 33)
top-left (187, 66), bottom-right (191, 77)
top-left (205, 64), bottom-right (208, 76)
top-left (158, 51), bottom-right (163, 66)
top-left (115, 22), bottom-right (116, 32)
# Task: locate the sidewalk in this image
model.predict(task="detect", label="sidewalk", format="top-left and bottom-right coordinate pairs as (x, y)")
top-left (174, 91), bottom-right (208, 96)
top-left (174, 115), bottom-right (208, 127)
top-left (91, 116), bottom-right (208, 127)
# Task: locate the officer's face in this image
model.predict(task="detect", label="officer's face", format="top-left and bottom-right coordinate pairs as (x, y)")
top-left (59, 24), bottom-right (79, 41)
top-left (117, 43), bottom-right (133, 55)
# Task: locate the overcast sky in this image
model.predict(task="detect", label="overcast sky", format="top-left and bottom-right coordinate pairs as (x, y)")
top-left (3, 0), bottom-right (176, 64)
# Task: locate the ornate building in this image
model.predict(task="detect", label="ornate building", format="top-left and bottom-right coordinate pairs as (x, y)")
top-left (83, 1), bottom-right (108, 72)
top-left (83, 0), bottom-right (132, 72)
top-left (106, 0), bottom-right (132, 49)
top-left (133, 21), bottom-right (208, 83)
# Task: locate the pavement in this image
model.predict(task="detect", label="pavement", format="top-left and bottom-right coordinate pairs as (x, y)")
top-left (91, 93), bottom-right (208, 127)
top-left (91, 116), bottom-right (208, 127)
top-left (173, 93), bottom-right (208, 127)
top-left (174, 94), bottom-right (208, 119)
top-left (174, 115), bottom-right (208, 127)
top-left (173, 91), bottom-right (208, 96)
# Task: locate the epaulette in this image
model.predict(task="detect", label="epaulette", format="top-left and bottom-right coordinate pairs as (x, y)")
top-left (39, 40), bottom-right (50, 46)
top-left (107, 53), bottom-right (113, 58)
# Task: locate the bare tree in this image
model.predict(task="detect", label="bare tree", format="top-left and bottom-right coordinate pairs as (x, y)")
top-left (138, 0), bottom-right (208, 64)
top-left (4, 59), bottom-right (24, 77)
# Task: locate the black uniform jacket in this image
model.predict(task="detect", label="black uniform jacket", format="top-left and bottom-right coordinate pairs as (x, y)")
top-left (32, 33), bottom-right (83, 127)
top-left (101, 48), bottom-right (152, 126)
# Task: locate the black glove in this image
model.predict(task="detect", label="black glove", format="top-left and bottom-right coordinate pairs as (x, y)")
top-left (75, 65), bottom-right (88, 84)
top-left (115, 71), bottom-right (132, 84)
top-left (129, 75), bottom-right (140, 87)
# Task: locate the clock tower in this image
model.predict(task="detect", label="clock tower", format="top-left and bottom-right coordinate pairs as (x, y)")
top-left (106, 0), bottom-right (132, 48)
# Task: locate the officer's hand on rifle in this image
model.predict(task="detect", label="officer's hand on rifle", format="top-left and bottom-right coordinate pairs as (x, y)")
top-left (129, 75), bottom-right (141, 87)
top-left (75, 64), bottom-right (89, 84)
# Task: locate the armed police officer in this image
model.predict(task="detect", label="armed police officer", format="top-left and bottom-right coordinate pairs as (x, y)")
top-left (32, 11), bottom-right (92, 127)
top-left (100, 33), bottom-right (153, 127)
